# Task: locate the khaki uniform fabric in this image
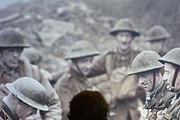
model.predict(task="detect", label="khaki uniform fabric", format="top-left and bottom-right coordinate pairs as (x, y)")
top-left (157, 94), bottom-right (180, 120)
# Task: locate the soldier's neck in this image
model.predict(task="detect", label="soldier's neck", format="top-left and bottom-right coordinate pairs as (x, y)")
top-left (116, 47), bottom-right (131, 55)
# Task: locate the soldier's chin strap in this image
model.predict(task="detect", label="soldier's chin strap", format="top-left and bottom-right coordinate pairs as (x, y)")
top-left (151, 71), bottom-right (156, 91)
top-left (171, 67), bottom-right (179, 91)
top-left (73, 60), bottom-right (86, 79)
top-left (148, 71), bottom-right (156, 92)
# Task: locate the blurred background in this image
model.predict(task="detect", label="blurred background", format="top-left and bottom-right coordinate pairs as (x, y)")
top-left (0, 0), bottom-right (179, 73)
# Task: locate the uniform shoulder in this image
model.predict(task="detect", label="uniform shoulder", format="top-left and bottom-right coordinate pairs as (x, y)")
top-left (100, 48), bottom-right (116, 58)
top-left (93, 49), bottom-right (115, 63)
top-left (57, 70), bottom-right (72, 84)
top-left (54, 70), bottom-right (71, 90)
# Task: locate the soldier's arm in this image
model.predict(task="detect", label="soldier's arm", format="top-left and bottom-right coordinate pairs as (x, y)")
top-left (36, 68), bottom-right (62, 120)
top-left (88, 54), bottom-right (107, 77)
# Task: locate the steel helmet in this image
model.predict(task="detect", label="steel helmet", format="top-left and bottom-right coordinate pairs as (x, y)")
top-left (110, 18), bottom-right (140, 37)
top-left (159, 48), bottom-right (180, 66)
top-left (6, 77), bottom-right (49, 111)
top-left (128, 50), bottom-right (164, 75)
top-left (65, 40), bottom-right (100, 60)
top-left (146, 26), bottom-right (170, 41)
top-left (0, 28), bottom-right (30, 48)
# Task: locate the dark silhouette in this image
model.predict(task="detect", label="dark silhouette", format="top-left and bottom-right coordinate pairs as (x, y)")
top-left (68, 90), bottom-right (109, 120)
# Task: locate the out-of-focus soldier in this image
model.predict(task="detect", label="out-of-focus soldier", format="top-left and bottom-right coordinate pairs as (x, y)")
top-left (157, 48), bottom-right (180, 120)
top-left (0, 77), bottom-right (49, 120)
top-left (21, 47), bottom-right (68, 86)
top-left (146, 25), bottom-right (171, 56)
top-left (128, 50), bottom-right (175, 120)
top-left (88, 18), bottom-right (142, 120)
top-left (54, 40), bottom-right (100, 120)
top-left (0, 28), bottom-right (62, 120)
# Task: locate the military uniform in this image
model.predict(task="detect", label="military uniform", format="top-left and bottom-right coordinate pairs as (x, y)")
top-left (0, 99), bottom-right (18, 120)
top-left (157, 94), bottom-right (180, 120)
top-left (0, 59), bottom-right (61, 120)
top-left (54, 68), bottom-right (94, 120)
top-left (89, 48), bottom-right (140, 120)
top-left (157, 48), bottom-right (180, 120)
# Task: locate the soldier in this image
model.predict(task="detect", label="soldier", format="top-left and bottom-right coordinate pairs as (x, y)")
top-left (128, 50), bottom-right (174, 120)
top-left (157, 48), bottom-right (180, 120)
top-left (88, 18), bottom-right (141, 120)
top-left (0, 28), bottom-right (61, 120)
top-left (21, 47), bottom-right (67, 86)
top-left (54, 40), bottom-right (100, 120)
top-left (68, 90), bottom-right (109, 120)
top-left (0, 77), bottom-right (48, 120)
top-left (146, 25), bottom-right (170, 56)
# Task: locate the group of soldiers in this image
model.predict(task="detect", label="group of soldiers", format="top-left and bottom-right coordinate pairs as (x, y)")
top-left (0, 17), bottom-right (179, 120)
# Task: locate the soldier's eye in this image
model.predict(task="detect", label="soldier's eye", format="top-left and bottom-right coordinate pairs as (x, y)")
top-left (7, 49), bottom-right (14, 52)
top-left (17, 48), bottom-right (23, 53)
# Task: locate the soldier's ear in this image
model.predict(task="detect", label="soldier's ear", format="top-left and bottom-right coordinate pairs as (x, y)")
top-left (155, 70), bottom-right (160, 76)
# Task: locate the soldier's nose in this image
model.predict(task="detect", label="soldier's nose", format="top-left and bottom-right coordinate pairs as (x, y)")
top-left (13, 51), bottom-right (18, 57)
top-left (86, 63), bottom-right (93, 69)
top-left (121, 36), bottom-right (127, 42)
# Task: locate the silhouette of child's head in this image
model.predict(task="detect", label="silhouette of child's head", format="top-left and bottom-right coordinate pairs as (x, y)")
top-left (68, 90), bottom-right (109, 120)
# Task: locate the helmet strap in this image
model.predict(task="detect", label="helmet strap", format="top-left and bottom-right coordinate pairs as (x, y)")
top-left (151, 71), bottom-right (156, 91)
top-left (172, 67), bottom-right (179, 89)
top-left (73, 60), bottom-right (86, 78)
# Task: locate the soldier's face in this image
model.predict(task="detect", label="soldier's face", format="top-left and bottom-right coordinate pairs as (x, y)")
top-left (115, 32), bottom-right (133, 51)
top-left (150, 39), bottom-right (165, 53)
top-left (137, 71), bottom-right (154, 91)
top-left (163, 63), bottom-right (180, 91)
top-left (0, 48), bottom-right (23, 69)
top-left (74, 57), bottom-right (93, 76)
top-left (16, 101), bottom-right (37, 120)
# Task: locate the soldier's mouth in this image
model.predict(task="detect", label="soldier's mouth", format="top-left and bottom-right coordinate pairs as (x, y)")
top-left (11, 62), bottom-right (18, 65)
top-left (121, 42), bottom-right (128, 45)
top-left (143, 84), bottom-right (148, 89)
top-left (10, 59), bottom-right (18, 63)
